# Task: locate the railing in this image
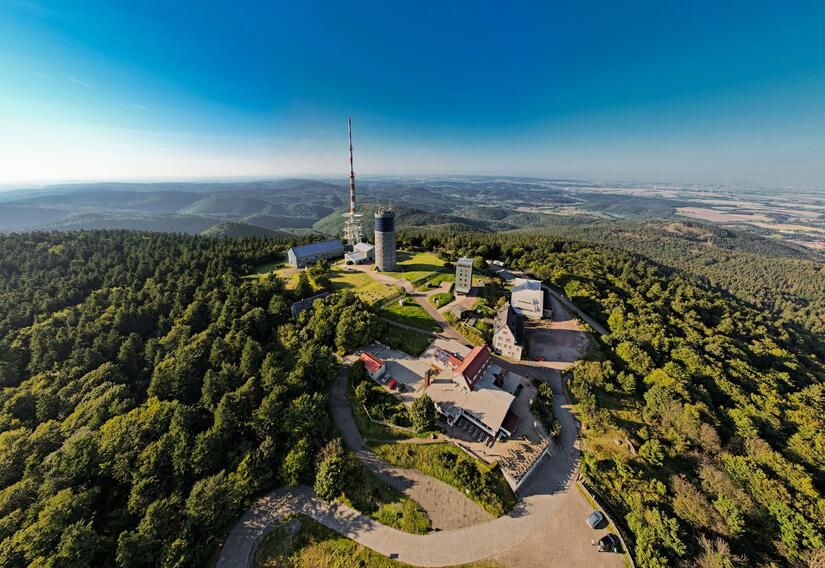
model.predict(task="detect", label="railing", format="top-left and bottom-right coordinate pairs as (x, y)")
top-left (359, 403), bottom-right (418, 434)
top-left (577, 475), bottom-right (636, 568)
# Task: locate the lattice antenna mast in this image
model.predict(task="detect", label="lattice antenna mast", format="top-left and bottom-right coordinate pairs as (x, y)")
top-left (342, 117), bottom-right (364, 244)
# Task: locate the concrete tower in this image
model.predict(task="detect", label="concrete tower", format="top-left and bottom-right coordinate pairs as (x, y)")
top-left (374, 209), bottom-right (397, 271)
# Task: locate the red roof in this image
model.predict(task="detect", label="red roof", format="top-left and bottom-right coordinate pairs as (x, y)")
top-left (359, 352), bottom-right (384, 375)
top-left (455, 345), bottom-right (491, 389)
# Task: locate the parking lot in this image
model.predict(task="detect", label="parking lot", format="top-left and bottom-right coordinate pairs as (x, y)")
top-left (362, 343), bottom-right (434, 402)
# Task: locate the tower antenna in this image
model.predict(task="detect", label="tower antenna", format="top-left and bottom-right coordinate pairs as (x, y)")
top-left (342, 117), bottom-right (364, 245)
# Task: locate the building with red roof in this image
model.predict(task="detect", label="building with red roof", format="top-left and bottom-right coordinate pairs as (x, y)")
top-left (454, 345), bottom-right (492, 390)
top-left (359, 352), bottom-right (386, 381)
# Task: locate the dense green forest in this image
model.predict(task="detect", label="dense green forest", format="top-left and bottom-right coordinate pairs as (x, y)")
top-left (1, 228), bottom-right (822, 567)
top-left (513, 219), bottom-right (825, 336)
top-left (400, 229), bottom-right (825, 567)
top-left (0, 231), bottom-right (382, 566)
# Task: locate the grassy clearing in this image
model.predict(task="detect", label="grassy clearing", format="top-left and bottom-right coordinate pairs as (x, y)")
top-left (415, 271), bottom-right (454, 291)
top-left (371, 442), bottom-right (516, 517)
top-left (255, 261), bottom-right (286, 274)
top-left (254, 515), bottom-right (502, 568)
top-left (428, 292), bottom-right (454, 308)
top-left (328, 267), bottom-right (397, 305)
top-left (380, 298), bottom-right (441, 332)
top-left (341, 463), bottom-right (430, 534)
top-left (383, 326), bottom-right (434, 357)
top-left (347, 374), bottom-right (418, 441)
top-left (383, 252), bottom-right (447, 282)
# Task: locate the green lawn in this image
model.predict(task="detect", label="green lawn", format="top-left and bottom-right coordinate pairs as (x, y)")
top-left (254, 261), bottom-right (285, 274)
top-left (380, 298), bottom-right (441, 332)
top-left (371, 442), bottom-right (516, 517)
top-left (382, 252), bottom-right (447, 282)
top-left (254, 515), bottom-right (502, 568)
top-left (383, 326), bottom-right (433, 357)
top-left (415, 271), bottom-right (454, 291)
top-left (326, 266), bottom-right (398, 305)
top-left (428, 292), bottom-right (454, 308)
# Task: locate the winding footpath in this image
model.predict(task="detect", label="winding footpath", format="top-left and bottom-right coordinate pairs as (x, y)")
top-left (217, 271), bottom-right (625, 568)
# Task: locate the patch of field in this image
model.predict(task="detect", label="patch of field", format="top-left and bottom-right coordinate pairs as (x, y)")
top-left (428, 292), bottom-right (454, 308)
top-left (382, 252), bottom-right (447, 282)
top-left (383, 326), bottom-right (434, 357)
top-left (372, 442), bottom-right (516, 517)
top-left (415, 271), bottom-right (454, 291)
top-left (750, 222), bottom-right (825, 234)
top-left (380, 298), bottom-right (442, 332)
top-left (328, 267), bottom-right (397, 305)
top-left (254, 515), bottom-right (502, 568)
top-left (676, 207), bottom-right (771, 223)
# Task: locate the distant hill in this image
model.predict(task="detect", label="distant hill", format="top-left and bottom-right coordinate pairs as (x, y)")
top-left (240, 214), bottom-right (316, 229)
top-left (41, 213), bottom-right (220, 234)
top-left (312, 203), bottom-right (488, 237)
top-left (0, 205), bottom-right (69, 231)
top-left (181, 195), bottom-right (279, 217)
top-left (16, 190), bottom-right (204, 214)
top-left (200, 221), bottom-right (290, 238)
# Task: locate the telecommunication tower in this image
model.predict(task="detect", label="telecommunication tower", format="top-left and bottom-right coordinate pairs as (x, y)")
top-left (342, 118), bottom-right (364, 245)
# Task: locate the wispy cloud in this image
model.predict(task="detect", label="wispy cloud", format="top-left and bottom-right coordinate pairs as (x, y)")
top-left (68, 77), bottom-right (93, 88)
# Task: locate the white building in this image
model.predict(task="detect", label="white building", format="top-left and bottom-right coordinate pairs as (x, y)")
top-left (510, 278), bottom-right (544, 320)
top-left (492, 301), bottom-right (524, 360)
top-left (345, 242), bottom-right (375, 265)
top-left (455, 257), bottom-right (473, 295)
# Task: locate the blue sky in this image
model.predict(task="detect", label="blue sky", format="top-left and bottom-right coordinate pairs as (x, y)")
top-left (1, 0), bottom-right (824, 185)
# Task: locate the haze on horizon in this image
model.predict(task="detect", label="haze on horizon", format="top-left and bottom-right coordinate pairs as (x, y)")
top-left (1, 1), bottom-right (824, 187)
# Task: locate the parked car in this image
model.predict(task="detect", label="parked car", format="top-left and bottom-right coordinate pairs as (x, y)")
top-left (397, 383), bottom-right (406, 393)
top-left (596, 534), bottom-right (620, 553)
top-left (586, 510), bottom-right (604, 529)
top-left (534, 356), bottom-right (545, 362)
top-left (387, 378), bottom-right (397, 390)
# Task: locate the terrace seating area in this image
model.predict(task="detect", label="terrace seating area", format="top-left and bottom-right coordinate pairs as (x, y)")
top-left (499, 439), bottom-right (551, 486)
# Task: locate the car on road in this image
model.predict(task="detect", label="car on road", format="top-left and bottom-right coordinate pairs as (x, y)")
top-left (596, 534), bottom-right (620, 553)
top-left (534, 356), bottom-right (545, 362)
top-left (586, 510), bottom-right (604, 529)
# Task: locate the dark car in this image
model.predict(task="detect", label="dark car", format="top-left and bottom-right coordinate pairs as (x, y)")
top-left (597, 534), bottom-right (620, 553)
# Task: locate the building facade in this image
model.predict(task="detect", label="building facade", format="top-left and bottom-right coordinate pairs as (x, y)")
top-left (492, 301), bottom-right (524, 360)
top-left (374, 210), bottom-right (397, 271)
top-left (287, 239), bottom-right (345, 268)
top-left (455, 256), bottom-right (473, 295)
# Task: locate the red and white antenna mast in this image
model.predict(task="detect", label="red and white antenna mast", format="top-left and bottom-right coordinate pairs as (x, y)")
top-left (342, 117), bottom-right (364, 245)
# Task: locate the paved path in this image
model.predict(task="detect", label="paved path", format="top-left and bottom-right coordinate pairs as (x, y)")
top-left (330, 365), bottom-right (492, 530)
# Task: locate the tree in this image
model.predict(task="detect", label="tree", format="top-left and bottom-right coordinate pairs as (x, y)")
top-left (280, 437), bottom-right (312, 485)
top-left (409, 395), bottom-right (437, 432)
top-left (314, 439), bottom-right (349, 501)
top-left (639, 438), bottom-right (665, 467)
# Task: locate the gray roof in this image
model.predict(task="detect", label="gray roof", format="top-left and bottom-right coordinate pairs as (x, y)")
top-left (495, 301), bottom-right (524, 344)
top-left (457, 256), bottom-right (474, 267)
top-left (289, 239), bottom-right (344, 259)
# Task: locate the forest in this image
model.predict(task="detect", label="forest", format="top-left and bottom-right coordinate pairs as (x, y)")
top-left (0, 228), bottom-right (822, 567)
top-left (399, 228), bottom-right (825, 567)
top-left (0, 231), bottom-right (380, 566)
